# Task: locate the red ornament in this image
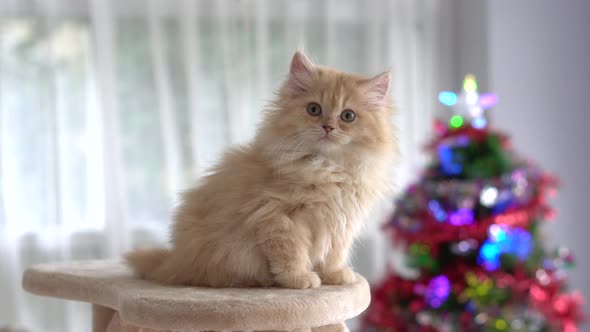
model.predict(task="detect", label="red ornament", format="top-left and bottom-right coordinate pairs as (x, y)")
top-left (434, 119), bottom-right (447, 136)
top-left (419, 326), bottom-right (438, 332)
top-left (460, 311), bottom-right (472, 326)
top-left (530, 280), bottom-right (585, 331)
top-left (551, 292), bottom-right (585, 328)
top-left (410, 299), bottom-right (426, 313)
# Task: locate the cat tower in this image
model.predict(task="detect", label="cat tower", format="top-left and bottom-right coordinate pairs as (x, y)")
top-left (22, 260), bottom-right (370, 331)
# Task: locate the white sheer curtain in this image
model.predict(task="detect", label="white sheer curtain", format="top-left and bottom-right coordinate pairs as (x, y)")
top-left (0, 0), bottom-right (451, 331)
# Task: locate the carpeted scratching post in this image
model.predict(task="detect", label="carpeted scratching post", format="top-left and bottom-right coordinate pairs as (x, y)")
top-left (22, 260), bottom-right (370, 332)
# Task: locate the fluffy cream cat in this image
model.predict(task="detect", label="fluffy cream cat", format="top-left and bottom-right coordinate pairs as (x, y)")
top-left (125, 51), bottom-right (397, 290)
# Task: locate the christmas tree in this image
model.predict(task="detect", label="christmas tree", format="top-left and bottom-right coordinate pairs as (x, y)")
top-left (361, 75), bottom-right (584, 332)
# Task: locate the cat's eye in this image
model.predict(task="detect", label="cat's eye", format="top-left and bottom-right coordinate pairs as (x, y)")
top-left (306, 103), bottom-right (322, 117)
top-left (340, 110), bottom-right (356, 122)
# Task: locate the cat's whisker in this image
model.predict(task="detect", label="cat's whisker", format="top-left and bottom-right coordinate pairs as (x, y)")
top-left (273, 131), bottom-right (314, 176)
top-left (273, 132), bottom-right (310, 176)
top-left (270, 133), bottom-right (301, 158)
top-left (283, 133), bottom-right (311, 167)
top-left (274, 132), bottom-right (306, 155)
top-left (287, 136), bottom-right (314, 171)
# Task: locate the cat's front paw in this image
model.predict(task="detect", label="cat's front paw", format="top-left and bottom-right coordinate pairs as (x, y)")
top-left (320, 268), bottom-right (356, 285)
top-left (275, 271), bottom-right (321, 289)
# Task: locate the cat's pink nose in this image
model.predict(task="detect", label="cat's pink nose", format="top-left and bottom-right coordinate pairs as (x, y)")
top-left (322, 125), bottom-right (334, 133)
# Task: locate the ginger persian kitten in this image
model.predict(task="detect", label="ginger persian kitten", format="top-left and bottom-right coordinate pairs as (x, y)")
top-left (126, 51), bottom-right (396, 289)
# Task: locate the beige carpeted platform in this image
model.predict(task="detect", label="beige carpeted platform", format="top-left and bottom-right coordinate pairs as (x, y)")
top-left (22, 260), bottom-right (370, 332)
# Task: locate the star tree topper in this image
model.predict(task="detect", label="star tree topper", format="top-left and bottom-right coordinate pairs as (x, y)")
top-left (438, 74), bottom-right (499, 129)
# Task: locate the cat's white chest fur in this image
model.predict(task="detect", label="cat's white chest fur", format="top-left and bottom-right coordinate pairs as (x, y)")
top-left (307, 189), bottom-right (360, 266)
top-left (290, 155), bottom-right (371, 267)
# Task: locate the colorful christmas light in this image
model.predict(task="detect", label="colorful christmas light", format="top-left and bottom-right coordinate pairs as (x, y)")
top-left (480, 185), bottom-right (499, 207)
top-left (424, 275), bottom-right (451, 308)
top-left (463, 74), bottom-right (478, 93)
top-left (437, 74), bottom-right (499, 130)
top-left (449, 208), bottom-right (475, 226)
top-left (438, 91), bottom-right (458, 106)
top-left (449, 115), bottom-right (464, 128)
top-left (478, 225), bottom-right (533, 271)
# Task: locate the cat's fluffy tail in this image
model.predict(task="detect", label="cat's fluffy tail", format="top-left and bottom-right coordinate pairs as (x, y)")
top-left (124, 247), bottom-right (169, 278)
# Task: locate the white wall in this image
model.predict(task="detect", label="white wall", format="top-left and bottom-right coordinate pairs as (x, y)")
top-left (487, 1), bottom-right (590, 327)
top-left (451, 0), bottom-right (489, 91)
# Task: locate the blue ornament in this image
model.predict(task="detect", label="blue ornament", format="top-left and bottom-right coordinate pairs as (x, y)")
top-left (479, 241), bottom-right (502, 271)
top-left (438, 143), bottom-right (462, 175)
top-left (477, 225), bottom-right (533, 271)
top-left (491, 189), bottom-right (514, 214)
top-left (428, 200), bottom-right (447, 222)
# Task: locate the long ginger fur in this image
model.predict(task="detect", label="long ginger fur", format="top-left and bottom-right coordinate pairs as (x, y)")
top-left (125, 51), bottom-right (397, 289)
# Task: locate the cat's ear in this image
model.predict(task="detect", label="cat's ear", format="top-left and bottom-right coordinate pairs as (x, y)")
top-left (361, 71), bottom-right (391, 107)
top-left (286, 51), bottom-right (315, 93)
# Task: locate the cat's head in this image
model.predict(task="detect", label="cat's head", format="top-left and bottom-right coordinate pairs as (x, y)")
top-left (259, 51), bottom-right (396, 164)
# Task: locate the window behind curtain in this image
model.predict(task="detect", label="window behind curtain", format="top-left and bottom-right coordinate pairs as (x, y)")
top-left (0, 1), bottom-right (449, 330)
